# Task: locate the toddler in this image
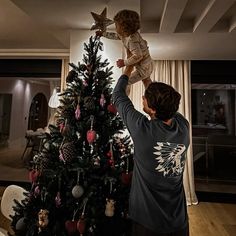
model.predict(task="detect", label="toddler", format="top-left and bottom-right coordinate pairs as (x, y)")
top-left (97, 9), bottom-right (153, 94)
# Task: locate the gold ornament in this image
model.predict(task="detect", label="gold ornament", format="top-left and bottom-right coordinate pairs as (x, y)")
top-left (105, 198), bottom-right (116, 217)
top-left (38, 209), bottom-right (49, 232)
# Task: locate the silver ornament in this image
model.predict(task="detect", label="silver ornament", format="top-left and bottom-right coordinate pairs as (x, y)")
top-left (72, 185), bottom-right (84, 198)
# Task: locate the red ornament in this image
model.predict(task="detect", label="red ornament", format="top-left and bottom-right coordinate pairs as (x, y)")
top-left (87, 129), bottom-right (96, 144)
top-left (106, 151), bottom-right (112, 158)
top-left (59, 123), bottom-right (64, 132)
top-left (77, 215), bottom-right (86, 235)
top-left (29, 169), bottom-right (40, 183)
top-left (62, 124), bottom-right (70, 136)
top-left (65, 220), bottom-right (78, 235)
top-left (121, 172), bottom-right (133, 185)
top-left (109, 159), bottom-right (114, 167)
top-left (107, 103), bottom-right (117, 114)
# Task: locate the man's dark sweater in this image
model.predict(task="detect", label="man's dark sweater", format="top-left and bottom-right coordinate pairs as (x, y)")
top-left (112, 75), bottom-right (190, 234)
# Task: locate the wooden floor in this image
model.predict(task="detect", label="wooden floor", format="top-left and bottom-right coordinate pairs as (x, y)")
top-left (0, 197), bottom-right (236, 235)
top-left (0, 144), bottom-right (236, 236)
top-left (188, 202), bottom-right (236, 236)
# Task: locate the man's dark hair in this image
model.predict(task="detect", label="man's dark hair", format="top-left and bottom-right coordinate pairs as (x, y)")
top-left (144, 82), bottom-right (181, 121)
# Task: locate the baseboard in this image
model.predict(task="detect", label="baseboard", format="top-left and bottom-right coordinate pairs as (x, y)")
top-left (196, 191), bottom-right (236, 204)
top-left (0, 180), bottom-right (31, 190)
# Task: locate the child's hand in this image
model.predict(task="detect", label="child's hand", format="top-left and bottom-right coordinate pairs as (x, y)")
top-left (116, 59), bottom-right (125, 68)
top-left (95, 30), bottom-right (103, 37)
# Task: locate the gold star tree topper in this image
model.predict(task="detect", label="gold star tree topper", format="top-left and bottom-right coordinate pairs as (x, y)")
top-left (90, 7), bottom-right (113, 31)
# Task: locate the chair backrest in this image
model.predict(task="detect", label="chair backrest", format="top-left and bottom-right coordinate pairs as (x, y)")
top-left (0, 185), bottom-right (27, 220)
top-left (0, 231), bottom-right (6, 236)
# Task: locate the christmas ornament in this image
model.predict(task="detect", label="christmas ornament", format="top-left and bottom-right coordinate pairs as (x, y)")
top-left (106, 177), bottom-right (116, 195)
top-left (77, 215), bottom-right (85, 236)
top-left (29, 169), bottom-right (40, 183)
top-left (65, 206), bottom-right (80, 235)
top-left (72, 170), bottom-right (84, 198)
top-left (60, 119), bottom-right (69, 135)
top-left (121, 172), bottom-right (133, 185)
top-left (75, 102), bottom-right (81, 120)
top-left (15, 217), bottom-right (26, 231)
top-left (90, 7), bottom-right (113, 31)
top-left (65, 220), bottom-right (78, 236)
top-left (55, 192), bottom-right (61, 208)
top-left (106, 151), bottom-right (112, 158)
top-left (99, 93), bottom-right (106, 107)
top-left (87, 129), bottom-right (96, 144)
top-left (83, 80), bottom-right (88, 87)
top-left (109, 159), bottom-right (114, 166)
top-left (107, 103), bottom-right (117, 114)
top-left (105, 198), bottom-right (116, 217)
top-left (40, 187), bottom-right (49, 203)
top-left (38, 209), bottom-right (49, 232)
top-left (109, 139), bottom-right (115, 168)
top-left (94, 156), bottom-right (101, 166)
top-left (62, 125), bottom-right (70, 136)
top-left (72, 185), bottom-right (84, 198)
top-left (34, 185), bottom-right (40, 196)
top-left (59, 122), bottom-right (65, 133)
top-left (77, 198), bottom-right (88, 235)
top-left (76, 131), bottom-right (81, 139)
top-left (87, 115), bottom-right (96, 144)
top-left (121, 157), bottom-right (132, 185)
top-left (59, 142), bottom-right (76, 163)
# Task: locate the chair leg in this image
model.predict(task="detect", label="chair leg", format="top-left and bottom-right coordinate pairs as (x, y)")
top-left (21, 139), bottom-right (30, 160)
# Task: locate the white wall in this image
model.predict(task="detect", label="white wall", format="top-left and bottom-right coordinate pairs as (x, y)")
top-left (0, 79), bottom-right (50, 147)
top-left (70, 30), bottom-right (123, 87)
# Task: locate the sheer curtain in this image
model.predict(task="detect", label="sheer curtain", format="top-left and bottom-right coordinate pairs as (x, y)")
top-left (130, 60), bottom-right (198, 205)
top-left (60, 58), bottom-right (69, 91)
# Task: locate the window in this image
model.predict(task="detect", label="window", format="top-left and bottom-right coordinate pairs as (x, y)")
top-left (191, 61), bottom-right (236, 194)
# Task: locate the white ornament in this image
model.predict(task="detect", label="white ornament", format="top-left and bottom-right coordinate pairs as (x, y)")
top-left (72, 185), bottom-right (84, 198)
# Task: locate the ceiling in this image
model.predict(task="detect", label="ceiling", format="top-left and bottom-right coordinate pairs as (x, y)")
top-left (0, 0), bottom-right (236, 59)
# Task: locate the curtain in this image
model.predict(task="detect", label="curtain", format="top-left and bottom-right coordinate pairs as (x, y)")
top-left (60, 58), bottom-right (70, 92)
top-left (130, 60), bottom-right (198, 205)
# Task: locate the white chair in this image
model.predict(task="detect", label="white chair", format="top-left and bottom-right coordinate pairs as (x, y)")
top-left (0, 185), bottom-right (27, 235)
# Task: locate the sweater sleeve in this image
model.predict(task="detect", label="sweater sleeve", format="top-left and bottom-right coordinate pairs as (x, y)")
top-left (102, 32), bottom-right (120, 40)
top-left (124, 35), bottom-right (143, 66)
top-left (112, 75), bottom-right (147, 136)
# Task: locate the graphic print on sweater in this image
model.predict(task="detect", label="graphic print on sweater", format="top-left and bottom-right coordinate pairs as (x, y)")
top-left (153, 142), bottom-right (186, 177)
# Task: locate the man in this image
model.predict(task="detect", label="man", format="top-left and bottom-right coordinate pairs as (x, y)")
top-left (112, 66), bottom-right (190, 236)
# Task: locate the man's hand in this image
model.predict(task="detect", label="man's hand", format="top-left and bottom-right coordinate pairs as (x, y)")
top-left (116, 59), bottom-right (125, 68)
top-left (123, 65), bottom-right (133, 77)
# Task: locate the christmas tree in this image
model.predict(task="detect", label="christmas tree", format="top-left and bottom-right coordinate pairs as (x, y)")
top-left (11, 35), bottom-right (133, 236)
